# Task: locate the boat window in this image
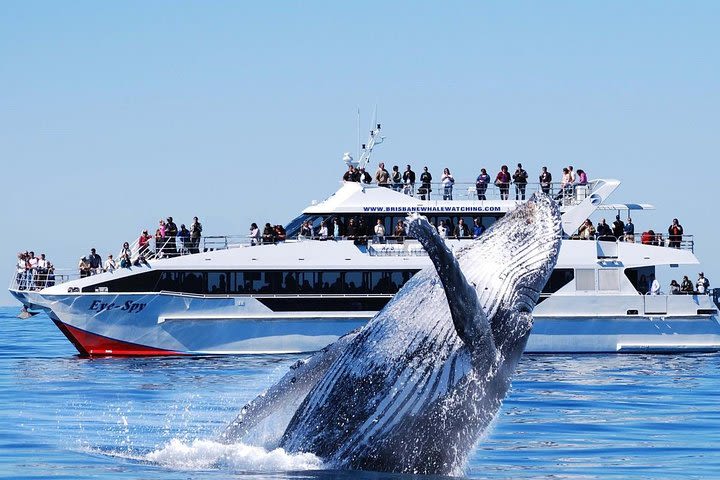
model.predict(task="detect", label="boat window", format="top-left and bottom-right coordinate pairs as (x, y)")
top-left (575, 269), bottom-right (596, 291)
top-left (207, 272), bottom-right (228, 294)
top-left (319, 271), bottom-right (342, 293)
top-left (624, 267), bottom-right (655, 295)
top-left (481, 215), bottom-right (502, 229)
top-left (344, 271), bottom-right (364, 293)
top-left (541, 269), bottom-right (574, 294)
top-left (598, 268), bottom-right (620, 291)
top-left (83, 269), bottom-right (419, 295)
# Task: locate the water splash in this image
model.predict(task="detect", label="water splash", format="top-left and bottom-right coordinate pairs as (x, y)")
top-left (144, 438), bottom-right (324, 472)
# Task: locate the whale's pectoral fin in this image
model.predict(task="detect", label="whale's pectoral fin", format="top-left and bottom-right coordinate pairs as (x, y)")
top-left (408, 214), bottom-right (496, 355)
top-left (219, 330), bottom-right (358, 444)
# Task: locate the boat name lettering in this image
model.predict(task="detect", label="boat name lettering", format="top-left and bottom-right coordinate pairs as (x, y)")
top-left (88, 300), bottom-right (147, 313)
top-left (362, 206), bottom-right (503, 213)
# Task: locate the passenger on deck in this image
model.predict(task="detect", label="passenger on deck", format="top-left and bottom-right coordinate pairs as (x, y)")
top-left (513, 163), bottom-right (528, 200)
top-left (441, 168), bottom-right (454, 200)
top-left (16, 253), bottom-right (27, 289)
top-left (437, 220), bottom-right (448, 239)
top-left (403, 165), bottom-right (416, 195)
top-left (612, 215), bottom-right (625, 240)
top-left (668, 218), bottom-right (684, 249)
top-left (249, 222), bottom-right (260, 245)
top-left (79, 257), bottom-right (91, 278)
top-left (472, 218), bottom-right (485, 239)
top-left (273, 224), bottom-right (286, 242)
top-left (300, 221), bottom-right (313, 239)
top-left (576, 169), bottom-right (588, 186)
top-left (669, 280), bottom-right (681, 295)
top-left (578, 219), bottom-right (595, 240)
top-left (190, 217), bottom-right (202, 254)
top-left (262, 223), bottom-right (274, 244)
top-left (35, 253), bottom-right (48, 288)
top-left (624, 218), bottom-right (635, 242)
top-left (539, 166), bottom-right (552, 195)
top-left (556, 168), bottom-right (572, 200)
top-left (696, 272), bottom-right (710, 294)
top-left (394, 220), bottom-right (406, 239)
top-left (650, 276), bottom-right (661, 295)
top-left (681, 275), bottom-right (693, 294)
top-left (374, 218), bottom-right (385, 240)
top-left (104, 254), bottom-right (117, 273)
top-left (318, 221), bottom-right (329, 240)
top-left (155, 219), bottom-right (167, 257)
top-left (358, 167), bottom-right (372, 184)
top-left (419, 166), bottom-right (432, 200)
top-left (343, 165), bottom-right (359, 182)
top-left (88, 248), bottom-right (102, 275)
top-left (138, 230), bottom-right (152, 258)
top-left (475, 168), bottom-right (490, 200)
top-left (495, 165), bottom-right (511, 200)
top-left (641, 230), bottom-right (654, 245)
top-left (120, 242), bottom-right (132, 268)
top-left (568, 165), bottom-right (577, 184)
top-left (165, 217), bottom-right (178, 257)
top-left (346, 218), bottom-right (359, 239)
top-left (391, 165), bottom-right (402, 191)
top-left (177, 224), bottom-right (191, 254)
top-left (455, 218), bottom-right (470, 238)
top-left (375, 162), bottom-right (390, 187)
top-left (596, 219), bottom-right (613, 240)
top-left (333, 218), bottom-right (343, 239)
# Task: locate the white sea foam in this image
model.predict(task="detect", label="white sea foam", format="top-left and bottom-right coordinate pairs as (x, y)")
top-left (144, 438), bottom-right (324, 472)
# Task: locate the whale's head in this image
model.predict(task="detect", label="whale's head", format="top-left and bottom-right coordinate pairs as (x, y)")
top-left (408, 193), bottom-right (562, 357)
top-left (456, 193), bottom-right (562, 352)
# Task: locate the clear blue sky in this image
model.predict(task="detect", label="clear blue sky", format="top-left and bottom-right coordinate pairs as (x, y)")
top-left (1, 1), bottom-right (718, 305)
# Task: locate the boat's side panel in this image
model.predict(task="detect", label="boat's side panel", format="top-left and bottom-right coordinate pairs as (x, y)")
top-left (34, 293), bottom-right (369, 355)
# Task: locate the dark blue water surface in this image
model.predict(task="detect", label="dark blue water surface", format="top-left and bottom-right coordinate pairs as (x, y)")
top-left (1, 307), bottom-right (719, 479)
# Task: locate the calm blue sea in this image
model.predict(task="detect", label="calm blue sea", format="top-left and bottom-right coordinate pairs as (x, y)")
top-left (1, 306), bottom-right (719, 479)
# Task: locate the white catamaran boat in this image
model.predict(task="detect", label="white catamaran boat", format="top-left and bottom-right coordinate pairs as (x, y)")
top-left (10, 125), bottom-right (720, 355)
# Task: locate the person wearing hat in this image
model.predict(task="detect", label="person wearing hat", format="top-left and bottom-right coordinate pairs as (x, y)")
top-left (512, 163), bottom-right (528, 200)
top-left (612, 215), bottom-right (625, 240)
top-left (696, 272), bottom-right (710, 294)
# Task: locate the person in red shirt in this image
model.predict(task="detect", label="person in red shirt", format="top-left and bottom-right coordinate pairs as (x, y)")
top-left (667, 218), bottom-right (684, 248)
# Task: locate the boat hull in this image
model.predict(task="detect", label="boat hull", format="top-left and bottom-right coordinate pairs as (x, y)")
top-left (11, 290), bottom-right (720, 355)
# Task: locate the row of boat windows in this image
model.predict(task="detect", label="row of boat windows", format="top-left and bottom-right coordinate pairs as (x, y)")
top-left (84, 270), bottom-right (420, 294)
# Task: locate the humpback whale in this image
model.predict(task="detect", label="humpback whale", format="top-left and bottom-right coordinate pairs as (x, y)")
top-left (222, 193), bottom-right (562, 475)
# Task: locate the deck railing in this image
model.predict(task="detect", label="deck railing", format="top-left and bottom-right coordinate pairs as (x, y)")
top-left (357, 180), bottom-right (595, 205)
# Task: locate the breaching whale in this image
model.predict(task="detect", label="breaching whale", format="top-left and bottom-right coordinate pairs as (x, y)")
top-left (221, 193), bottom-right (562, 475)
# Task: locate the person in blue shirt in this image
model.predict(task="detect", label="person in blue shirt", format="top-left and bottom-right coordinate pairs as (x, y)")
top-left (475, 168), bottom-right (491, 200)
top-left (472, 218), bottom-right (485, 239)
top-left (623, 217), bottom-right (635, 242)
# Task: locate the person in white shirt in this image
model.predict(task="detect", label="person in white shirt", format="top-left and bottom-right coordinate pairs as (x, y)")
top-left (248, 223), bottom-right (260, 246)
top-left (318, 221), bottom-right (329, 240)
top-left (104, 255), bottom-right (117, 273)
top-left (438, 221), bottom-right (448, 239)
top-left (374, 219), bottom-right (385, 240)
top-left (568, 165), bottom-right (577, 184)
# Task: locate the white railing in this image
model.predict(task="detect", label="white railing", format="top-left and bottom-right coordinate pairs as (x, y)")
top-left (117, 235), bottom-right (255, 263)
top-left (367, 239), bottom-right (429, 257)
top-left (9, 268), bottom-right (79, 292)
top-left (567, 233), bottom-right (694, 252)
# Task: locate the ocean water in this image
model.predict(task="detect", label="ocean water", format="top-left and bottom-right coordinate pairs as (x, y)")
top-left (1, 307), bottom-right (719, 479)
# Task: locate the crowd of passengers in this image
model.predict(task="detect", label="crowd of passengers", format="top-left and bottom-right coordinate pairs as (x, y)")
top-left (15, 251), bottom-right (55, 290)
top-left (73, 216), bottom-right (204, 277)
top-left (343, 162), bottom-right (589, 201)
top-left (640, 272), bottom-right (710, 296)
top-left (249, 216), bottom-right (487, 245)
top-left (574, 216), bottom-right (687, 248)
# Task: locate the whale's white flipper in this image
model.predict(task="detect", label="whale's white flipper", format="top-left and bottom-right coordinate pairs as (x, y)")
top-left (407, 214), bottom-right (496, 357)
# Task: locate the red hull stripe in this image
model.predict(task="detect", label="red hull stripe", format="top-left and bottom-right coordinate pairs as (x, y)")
top-left (52, 320), bottom-right (183, 356)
